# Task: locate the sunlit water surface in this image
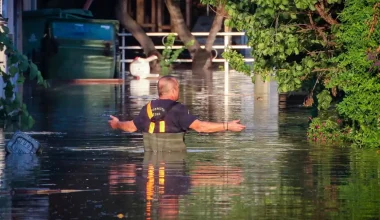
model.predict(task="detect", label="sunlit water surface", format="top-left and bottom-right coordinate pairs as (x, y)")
top-left (0, 71), bottom-right (379, 219)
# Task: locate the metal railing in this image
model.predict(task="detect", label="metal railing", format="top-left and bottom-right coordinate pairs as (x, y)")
top-left (118, 30), bottom-right (254, 82)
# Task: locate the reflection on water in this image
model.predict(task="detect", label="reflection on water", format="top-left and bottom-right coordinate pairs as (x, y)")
top-left (0, 71), bottom-right (378, 219)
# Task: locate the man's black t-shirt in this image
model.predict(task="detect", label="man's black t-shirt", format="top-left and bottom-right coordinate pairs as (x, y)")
top-left (133, 99), bottom-right (198, 133)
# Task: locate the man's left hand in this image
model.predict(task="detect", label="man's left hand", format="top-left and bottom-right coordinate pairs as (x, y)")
top-left (108, 115), bottom-right (120, 130)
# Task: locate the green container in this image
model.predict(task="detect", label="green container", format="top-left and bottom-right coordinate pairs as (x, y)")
top-left (22, 9), bottom-right (93, 66)
top-left (43, 18), bottom-right (119, 79)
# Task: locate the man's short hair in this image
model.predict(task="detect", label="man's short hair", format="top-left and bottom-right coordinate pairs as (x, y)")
top-left (158, 75), bottom-right (178, 96)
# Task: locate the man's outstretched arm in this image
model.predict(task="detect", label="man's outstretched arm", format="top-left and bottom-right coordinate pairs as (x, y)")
top-left (108, 115), bottom-right (138, 132)
top-left (189, 119), bottom-right (245, 133)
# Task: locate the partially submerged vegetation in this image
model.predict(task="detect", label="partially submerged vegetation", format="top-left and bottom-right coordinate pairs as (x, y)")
top-left (0, 21), bottom-right (47, 129)
top-left (204, 0), bottom-right (380, 148)
top-left (160, 34), bottom-right (194, 75)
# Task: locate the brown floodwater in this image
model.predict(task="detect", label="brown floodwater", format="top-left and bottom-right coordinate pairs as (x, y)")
top-left (0, 71), bottom-right (379, 219)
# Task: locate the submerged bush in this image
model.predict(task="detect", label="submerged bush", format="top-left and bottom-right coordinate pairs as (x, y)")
top-left (205, 0), bottom-right (379, 147)
top-left (312, 0), bottom-right (380, 148)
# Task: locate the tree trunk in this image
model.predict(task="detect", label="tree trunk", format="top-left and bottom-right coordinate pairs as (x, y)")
top-left (195, 6), bottom-right (226, 70)
top-left (82, 0), bottom-right (94, 10)
top-left (192, 49), bottom-right (212, 71)
top-left (165, 0), bottom-right (227, 70)
top-left (164, 0), bottom-right (200, 57)
top-left (116, 0), bottom-right (161, 73)
top-left (193, 6), bottom-right (226, 70)
top-left (205, 6), bottom-right (226, 52)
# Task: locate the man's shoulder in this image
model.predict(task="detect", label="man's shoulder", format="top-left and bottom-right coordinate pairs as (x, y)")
top-left (171, 101), bottom-right (187, 109)
top-left (172, 102), bottom-right (191, 115)
top-left (152, 100), bottom-right (189, 112)
top-left (153, 99), bottom-right (186, 107)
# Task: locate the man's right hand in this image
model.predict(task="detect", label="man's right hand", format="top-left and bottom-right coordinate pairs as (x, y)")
top-left (227, 120), bottom-right (246, 132)
top-left (108, 115), bottom-right (120, 130)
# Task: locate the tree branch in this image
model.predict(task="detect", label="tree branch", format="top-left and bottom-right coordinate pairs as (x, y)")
top-left (307, 50), bottom-right (335, 55)
top-left (308, 12), bottom-right (332, 46)
top-left (314, 2), bottom-right (339, 25)
top-left (165, 0), bottom-right (200, 58)
top-left (116, 0), bottom-right (162, 73)
top-left (296, 24), bottom-right (326, 33)
top-left (368, 3), bottom-right (380, 38)
top-left (116, 0), bottom-right (157, 56)
top-left (208, 5), bottom-right (230, 19)
top-left (312, 68), bottom-right (338, 72)
top-left (205, 6), bottom-right (226, 52)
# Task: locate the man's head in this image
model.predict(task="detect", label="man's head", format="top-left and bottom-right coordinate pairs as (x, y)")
top-left (157, 75), bottom-right (179, 101)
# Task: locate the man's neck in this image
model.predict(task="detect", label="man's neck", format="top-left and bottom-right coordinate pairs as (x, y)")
top-left (159, 95), bottom-right (175, 101)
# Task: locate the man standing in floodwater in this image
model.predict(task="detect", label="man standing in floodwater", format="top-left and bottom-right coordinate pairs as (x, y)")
top-left (108, 75), bottom-right (246, 151)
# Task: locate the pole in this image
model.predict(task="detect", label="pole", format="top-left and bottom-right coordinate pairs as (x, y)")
top-left (224, 27), bottom-right (230, 95)
top-left (121, 29), bottom-right (126, 81)
top-left (121, 30), bottom-right (126, 117)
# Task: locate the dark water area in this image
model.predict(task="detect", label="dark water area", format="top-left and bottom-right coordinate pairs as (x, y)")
top-left (0, 71), bottom-right (380, 219)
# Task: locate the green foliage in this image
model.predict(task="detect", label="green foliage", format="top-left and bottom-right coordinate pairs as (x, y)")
top-left (206, 0), bottom-right (380, 147)
top-left (222, 49), bottom-right (253, 77)
top-left (0, 23), bottom-right (47, 129)
top-left (316, 89), bottom-right (332, 111)
top-left (160, 34), bottom-right (194, 75)
top-left (208, 0), bottom-right (341, 95)
top-left (307, 117), bottom-right (347, 144)
top-left (328, 0), bottom-right (380, 148)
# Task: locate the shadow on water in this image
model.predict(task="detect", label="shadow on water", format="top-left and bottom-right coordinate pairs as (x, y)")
top-left (0, 71), bottom-right (379, 219)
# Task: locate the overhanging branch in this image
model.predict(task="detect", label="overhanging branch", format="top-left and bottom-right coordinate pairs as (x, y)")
top-left (307, 12), bottom-right (334, 46)
top-left (314, 1), bottom-right (339, 25)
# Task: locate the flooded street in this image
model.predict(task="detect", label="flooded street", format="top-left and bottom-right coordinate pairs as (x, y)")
top-left (0, 71), bottom-right (380, 219)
